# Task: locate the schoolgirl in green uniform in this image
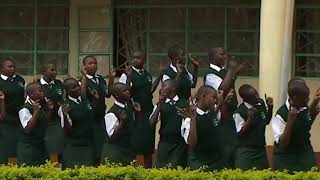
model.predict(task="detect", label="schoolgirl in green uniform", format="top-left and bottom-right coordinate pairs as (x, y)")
top-left (82, 56), bottom-right (116, 162)
top-left (162, 45), bottom-right (199, 100)
top-left (60, 76), bottom-right (95, 169)
top-left (272, 78), bottom-right (320, 172)
top-left (204, 47), bottom-right (244, 167)
top-left (0, 58), bottom-right (25, 164)
top-left (150, 79), bottom-right (188, 168)
top-left (101, 83), bottom-right (141, 165)
top-left (119, 50), bottom-right (162, 168)
top-left (233, 84), bottom-right (273, 170)
top-left (17, 82), bottom-right (54, 166)
top-left (38, 64), bottom-right (64, 163)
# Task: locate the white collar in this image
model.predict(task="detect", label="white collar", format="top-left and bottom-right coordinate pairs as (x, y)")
top-left (132, 66), bottom-right (143, 74)
top-left (209, 63), bottom-right (223, 72)
top-left (165, 95), bottom-right (179, 103)
top-left (85, 74), bottom-right (98, 79)
top-left (40, 77), bottom-right (54, 85)
top-left (196, 107), bottom-right (208, 115)
top-left (26, 96), bottom-right (35, 105)
top-left (285, 99), bottom-right (307, 111)
top-left (115, 100), bottom-right (126, 108)
top-left (1, 74), bottom-right (16, 81)
top-left (68, 96), bottom-right (81, 104)
top-left (244, 102), bottom-right (253, 109)
top-left (170, 63), bottom-right (178, 73)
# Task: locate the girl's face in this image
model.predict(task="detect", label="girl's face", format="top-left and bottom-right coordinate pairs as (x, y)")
top-left (202, 90), bottom-right (217, 111)
top-left (289, 95), bottom-right (309, 108)
top-left (43, 64), bottom-right (57, 81)
top-left (67, 81), bottom-right (81, 98)
top-left (30, 85), bottom-right (45, 101)
top-left (246, 88), bottom-right (259, 105)
top-left (213, 48), bottom-right (227, 67)
top-left (1, 60), bottom-right (16, 77)
top-left (173, 49), bottom-right (186, 65)
top-left (118, 85), bottom-right (131, 102)
top-left (83, 57), bottom-right (98, 75)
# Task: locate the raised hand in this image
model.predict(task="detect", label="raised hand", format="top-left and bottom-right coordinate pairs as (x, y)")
top-left (80, 66), bottom-right (87, 77)
top-left (176, 61), bottom-right (184, 74)
top-left (177, 104), bottom-right (197, 119)
top-left (265, 94), bottom-right (274, 107)
top-left (61, 103), bottom-right (70, 116)
top-left (217, 90), bottom-right (224, 104)
top-left (124, 63), bottom-right (132, 77)
top-left (288, 105), bottom-right (299, 121)
top-left (132, 100), bottom-right (141, 112)
top-left (247, 108), bottom-right (257, 119)
top-left (88, 87), bottom-right (99, 99)
top-left (46, 99), bottom-right (54, 110)
top-left (109, 66), bottom-right (117, 77)
top-left (32, 100), bottom-right (41, 112)
top-left (190, 54), bottom-right (200, 67)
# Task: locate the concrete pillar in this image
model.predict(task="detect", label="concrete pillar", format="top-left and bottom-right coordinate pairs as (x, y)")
top-left (259, 0), bottom-right (295, 145)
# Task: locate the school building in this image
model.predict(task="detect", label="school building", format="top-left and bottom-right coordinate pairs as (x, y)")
top-left (1, 0), bottom-right (320, 161)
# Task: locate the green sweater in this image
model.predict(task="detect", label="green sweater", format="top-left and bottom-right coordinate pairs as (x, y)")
top-left (0, 75), bottom-right (25, 125)
top-left (235, 98), bottom-right (270, 147)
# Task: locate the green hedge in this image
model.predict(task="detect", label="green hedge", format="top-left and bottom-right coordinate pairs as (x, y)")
top-left (0, 163), bottom-right (320, 180)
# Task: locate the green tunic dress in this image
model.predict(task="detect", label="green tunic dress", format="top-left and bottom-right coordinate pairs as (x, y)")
top-left (0, 75), bottom-right (25, 163)
top-left (204, 66), bottom-right (238, 167)
top-left (234, 98), bottom-right (270, 170)
top-left (85, 75), bottom-right (108, 159)
top-left (38, 79), bottom-right (64, 154)
top-left (100, 103), bottom-right (135, 165)
top-left (62, 97), bottom-right (95, 169)
top-left (273, 105), bottom-right (315, 172)
top-left (17, 103), bottom-right (48, 166)
top-left (155, 98), bottom-right (188, 168)
top-left (188, 111), bottom-right (227, 170)
top-left (163, 66), bottom-right (192, 100)
top-left (130, 69), bottom-right (155, 155)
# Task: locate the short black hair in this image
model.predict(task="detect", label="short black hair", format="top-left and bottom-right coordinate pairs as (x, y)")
top-left (82, 55), bottom-right (97, 65)
top-left (63, 78), bottom-right (78, 92)
top-left (133, 50), bottom-right (144, 59)
top-left (109, 82), bottom-right (127, 97)
top-left (196, 85), bottom-right (216, 102)
top-left (168, 45), bottom-right (184, 60)
top-left (162, 79), bottom-right (177, 89)
top-left (41, 63), bottom-right (55, 74)
top-left (238, 84), bottom-right (255, 101)
top-left (288, 78), bottom-right (309, 98)
top-left (0, 57), bottom-right (15, 69)
top-left (25, 82), bottom-right (41, 96)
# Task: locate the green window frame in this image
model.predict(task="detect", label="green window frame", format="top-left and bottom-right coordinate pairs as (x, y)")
top-left (77, 6), bottom-right (113, 77)
top-left (115, 1), bottom-right (260, 77)
top-left (0, 0), bottom-right (69, 76)
top-left (294, 1), bottom-right (320, 78)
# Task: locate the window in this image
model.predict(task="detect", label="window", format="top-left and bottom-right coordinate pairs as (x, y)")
top-left (0, 0), bottom-right (69, 75)
top-left (78, 7), bottom-right (113, 77)
top-left (294, 0), bottom-right (320, 77)
top-left (115, 0), bottom-right (260, 76)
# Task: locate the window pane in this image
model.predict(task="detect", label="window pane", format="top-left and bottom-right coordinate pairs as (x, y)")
top-left (79, 8), bottom-right (111, 29)
top-left (37, 53), bottom-right (68, 75)
top-left (296, 8), bottom-right (320, 30)
top-left (38, 0), bottom-right (68, 4)
top-left (189, 7), bottom-right (225, 30)
top-left (186, 55), bottom-right (208, 76)
top-left (0, 0), bottom-right (33, 4)
top-left (296, 32), bottom-right (320, 54)
top-left (0, 30), bottom-right (33, 50)
top-left (38, 6), bottom-right (69, 27)
top-left (79, 55), bottom-right (111, 77)
top-left (189, 32), bottom-right (224, 52)
top-left (0, 54), bottom-right (34, 75)
top-left (148, 55), bottom-right (170, 76)
top-left (295, 56), bottom-right (320, 77)
top-left (232, 55), bottom-right (258, 76)
top-left (228, 8), bottom-right (259, 29)
top-left (0, 7), bottom-right (34, 26)
top-left (150, 8), bottom-right (185, 30)
top-left (80, 31), bottom-right (111, 53)
top-left (149, 32), bottom-right (185, 53)
top-left (228, 32), bottom-right (258, 53)
top-left (38, 30), bottom-right (68, 51)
